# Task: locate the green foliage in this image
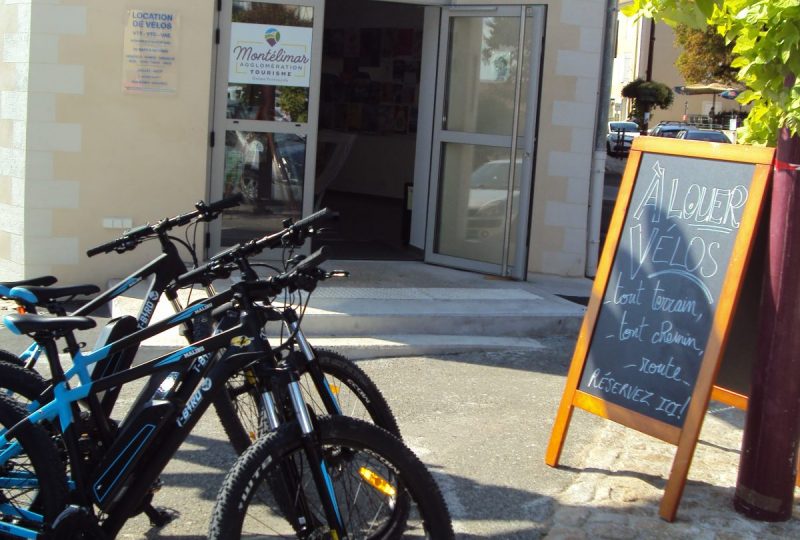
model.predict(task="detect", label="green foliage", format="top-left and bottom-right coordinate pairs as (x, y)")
top-left (674, 25), bottom-right (738, 85)
top-left (277, 87), bottom-right (308, 122)
top-left (623, 0), bottom-right (800, 146)
top-left (622, 79), bottom-right (675, 126)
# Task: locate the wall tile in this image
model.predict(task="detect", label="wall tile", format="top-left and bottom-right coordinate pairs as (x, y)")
top-left (25, 236), bottom-right (79, 265)
top-left (28, 64), bottom-right (83, 94)
top-left (26, 122), bottom-right (80, 152)
top-left (26, 178), bottom-right (78, 208)
top-left (31, 5), bottom-right (87, 36)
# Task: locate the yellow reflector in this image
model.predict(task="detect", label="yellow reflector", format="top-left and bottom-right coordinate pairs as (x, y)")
top-left (329, 384), bottom-right (340, 396)
top-left (249, 431), bottom-right (256, 441)
top-left (359, 467), bottom-right (396, 497)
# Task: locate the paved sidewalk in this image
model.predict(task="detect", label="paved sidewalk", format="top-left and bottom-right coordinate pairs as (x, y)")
top-left (547, 402), bottom-right (800, 540)
top-left (2, 301), bottom-right (799, 537)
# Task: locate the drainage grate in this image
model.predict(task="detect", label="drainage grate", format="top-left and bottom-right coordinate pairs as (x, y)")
top-left (556, 295), bottom-right (590, 306)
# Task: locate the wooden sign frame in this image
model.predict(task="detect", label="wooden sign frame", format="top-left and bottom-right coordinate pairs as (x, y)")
top-left (545, 136), bottom-right (775, 521)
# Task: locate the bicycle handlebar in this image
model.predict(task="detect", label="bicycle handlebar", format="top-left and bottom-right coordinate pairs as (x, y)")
top-left (86, 195), bottom-right (244, 257)
top-left (86, 225), bottom-right (154, 257)
top-left (245, 246), bottom-right (330, 299)
top-left (290, 246), bottom-right (329, 274)
top-left (290, 207), bottom-right (336, 231)
top-left (203, 193), bottom-right (244, 215)
top-left (172, 209), bottom-right (335, 289)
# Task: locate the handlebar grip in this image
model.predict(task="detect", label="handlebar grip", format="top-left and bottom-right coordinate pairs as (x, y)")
top-left (86, 223), bottom-right (152, 257)
top-left (205, 193), bottom-right (244, 214)
top-left (173, 263), bottom-right (214, 289)
top-left (209, 243), bottom-right (242, 263)
top-left (87, 239), bottom-right (122, 257)
top-left (293, 246), bottom-right (330, 273)
top-left (290, 208), bottom-right (336, 231)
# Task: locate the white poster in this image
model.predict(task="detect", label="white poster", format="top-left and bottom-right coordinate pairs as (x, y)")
top-left (122, 10), bottom-right (179, 94)
top-left (228, 23), bottom-right (312, 87)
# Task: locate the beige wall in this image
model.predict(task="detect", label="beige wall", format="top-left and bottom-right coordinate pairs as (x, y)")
top-left (3, 0), bottom-right (609, 284)
top-left (1, 0), bottom-right (214, 286)
top-left (528, 0), bottom-right (604, 276)
top-left (649, 22), bottom-right (743, 127)
top-left (611, 9), bottom-right (744, 127)
top-left (0, 0), bottom-right (29, 279)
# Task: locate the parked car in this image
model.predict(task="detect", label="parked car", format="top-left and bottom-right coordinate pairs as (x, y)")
top-left (606, 121), bottom-right (640, 157)
top-left (675, 128), bottom-right (731, 143)
top-left (466, 159), bottom-right (521, 242)
top-left (649, 122), bottom-right (691, 138)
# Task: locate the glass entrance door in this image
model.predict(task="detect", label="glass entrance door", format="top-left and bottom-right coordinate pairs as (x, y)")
top-left (210, 0), bottom-right (323, 249)
top-left (425, 6), bottom-right (544, 278)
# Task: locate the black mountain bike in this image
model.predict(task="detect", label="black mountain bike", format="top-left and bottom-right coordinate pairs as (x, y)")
top-left (0, 204), bottom-right (399, 457)
top-left (0, 237), bottom-right (452, 538)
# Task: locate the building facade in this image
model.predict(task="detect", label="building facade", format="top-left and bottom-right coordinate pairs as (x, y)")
top-left (610, 7), bottom-right (745, 129)
top-left (1, 0), bottom-right (610, 286)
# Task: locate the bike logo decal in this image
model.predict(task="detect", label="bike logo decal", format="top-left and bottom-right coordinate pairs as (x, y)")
top-left (155, 345), bottom-right (205, 367)
top-left (230, 335), bottom-right (253, 348)
top-left (169, 301), bottom-right (212, 323)
top-left (111, 276), bottom-right (143, 297)
top-left (138, 290), bottom-right (161, 328)
top-left (177, 378), bottom-right (213, 427)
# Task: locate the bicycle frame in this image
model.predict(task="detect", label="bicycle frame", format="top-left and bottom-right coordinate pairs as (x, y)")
top-left (14, 237), bottom-right (213, 380)
top-left (0, 214), bottom-right (346, 537)
top-left (0, 288), bottom-right (259, 538)
top-left (0, 290), bottom-right (349, 539)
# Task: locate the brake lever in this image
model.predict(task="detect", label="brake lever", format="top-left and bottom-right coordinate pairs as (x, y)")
top-left (285, 254), bottom-right (306, 269)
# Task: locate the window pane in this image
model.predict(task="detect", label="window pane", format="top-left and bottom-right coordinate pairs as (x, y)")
top-left (222, 130), bottom-right (305, 246)
top-left (435, 143), bottom-right (519, 265)
top-left (444, 16), bottom-right (520, 135)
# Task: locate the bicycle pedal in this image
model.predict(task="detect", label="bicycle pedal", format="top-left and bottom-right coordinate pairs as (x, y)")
top-left (144, 503), bottom-right (176, 527)
top-left (52, 505), bottom-right (107, 539)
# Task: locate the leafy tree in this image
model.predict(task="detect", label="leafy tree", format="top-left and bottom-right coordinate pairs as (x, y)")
top-left (674, 25), bottom-right (738, 85)
top-left (621, 78), bottom-right (675, 129)
top-left (623, 0), bottom-right (800, 145)
top-left (277, 87), bottom-right (308, 122)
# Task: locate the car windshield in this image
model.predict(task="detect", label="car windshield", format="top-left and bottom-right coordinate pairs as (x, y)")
top-left (609, 122), bottom-right (639, 133)
top-left (689, 131), bottom-right (729, 142)
top-left (659, 128), bottom-right (683, 138)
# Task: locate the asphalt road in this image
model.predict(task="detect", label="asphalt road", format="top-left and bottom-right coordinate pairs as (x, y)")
top-left (0, 313), bottom-right (599, 538)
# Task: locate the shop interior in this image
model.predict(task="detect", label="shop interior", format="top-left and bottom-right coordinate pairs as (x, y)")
top-left (313, 0), bottom-right (425, 260)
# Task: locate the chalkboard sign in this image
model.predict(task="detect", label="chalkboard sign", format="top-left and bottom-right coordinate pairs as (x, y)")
top-left (579, 153), bottom-right (755, 427)
top-left (546, 136), bottom-right (775, 521)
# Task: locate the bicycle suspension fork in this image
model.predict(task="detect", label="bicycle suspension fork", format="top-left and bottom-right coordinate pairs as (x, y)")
top-left (283, 308), bottom-right (343, 416)
top-left (285, 373), bottom-right (347, 538)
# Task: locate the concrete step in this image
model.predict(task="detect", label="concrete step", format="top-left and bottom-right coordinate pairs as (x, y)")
top-left (110, 262), bottom-right (590, 352)
top-left (135, 334), bottom-right (548, 362)
top-left (113, 284), bottom-right (585, 350)
top-left (298, 287), bottom-right (583, 337)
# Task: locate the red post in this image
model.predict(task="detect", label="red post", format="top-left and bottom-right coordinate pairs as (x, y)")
top-left (733, 122), bottom-right (800, 521)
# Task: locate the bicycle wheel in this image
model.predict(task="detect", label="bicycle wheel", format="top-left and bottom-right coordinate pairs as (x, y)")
top-left (209, 416), bottom-right (454, 539)
top-left (214, 349), bottom-right (400, 454)
top-left (0, 360), bottom-right (49, 407)
top-left (298, 348), bottom-right (399, 435)
top-left (0, 394), bottom-right (68, 535)
top-left (0, 348), bottom-right (24, 367)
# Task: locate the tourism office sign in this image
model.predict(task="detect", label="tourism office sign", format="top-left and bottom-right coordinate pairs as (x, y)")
top-left (228, 23), bottom-right (312, 88)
